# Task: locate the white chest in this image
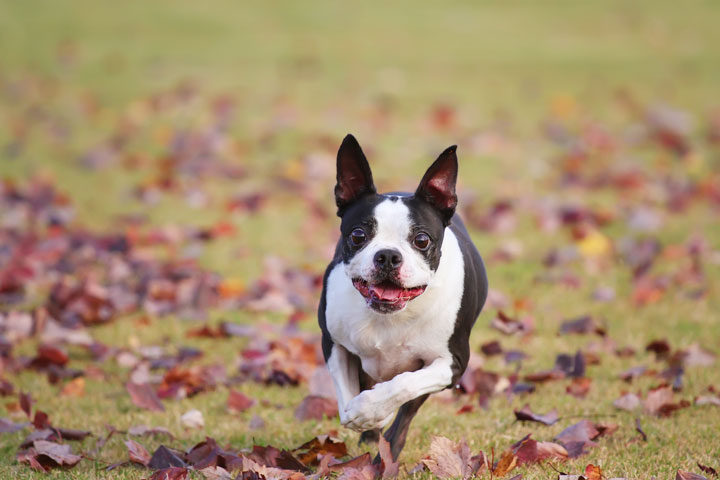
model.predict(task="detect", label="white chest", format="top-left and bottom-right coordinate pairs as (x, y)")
top-left (324, 229), bottom-right (465, 382)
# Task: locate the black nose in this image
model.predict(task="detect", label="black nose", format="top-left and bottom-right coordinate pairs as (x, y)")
top-left (374, 249), bottom-right (403, 270)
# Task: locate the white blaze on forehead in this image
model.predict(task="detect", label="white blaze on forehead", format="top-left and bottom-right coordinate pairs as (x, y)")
top-left (373, 198), bottom-right (412, 246)
top-left (344, 197), bottom-right (434, 287)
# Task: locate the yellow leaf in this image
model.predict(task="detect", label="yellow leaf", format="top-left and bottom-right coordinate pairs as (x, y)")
top-left (577, 230), bottom-right (612, 257)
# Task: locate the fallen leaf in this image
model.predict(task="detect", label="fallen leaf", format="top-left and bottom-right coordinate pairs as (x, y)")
top-left (126, 382), bottom-right (164, 412)
top-left (125, 439), bottom-right (151, 466)
top-left (19, 440), bottom-right (82, 471)
top-left (493, 449), bottom-right (518, 476)
top-left (148, 445), bottom-right (187, 469)
top-left (294, 395), bottom-right (338, 421)
top-left (128, 425), bottom-right (174, 440)
top-left (585, 464), bottom-right (603, 480)
top-left (227, 390), bottom-right (255, 413)
top-left (422, 436), bottom-right (474, 480)
top-left (566, 377), bottom-right (592, 398)
top-left (695, 396), bottom-right (720, 407)
top-left (676, 471), bottom-right (709, 480)
top-left (559, 316), bottom-right (605, 336)
top-left (181, 409), bottom-right (205, 429)
top-left (697, 463), bottom-right (718, 479)
top-left (613, 393), bottom-right (641, 411)
top-left (60, 377), bottom-right (85, 397)
top-left (0, 417), bottom-right (29, 433)
top-left (513, 405), bottom-right (559, 425)
top-left (378, 436), bottom-right (399, 478)
top-left (294, 434), bottom-right (348, 467)
top-left (147, 467), bottom-right (189, 480)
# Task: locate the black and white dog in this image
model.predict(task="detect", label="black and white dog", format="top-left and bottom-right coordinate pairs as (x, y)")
top-left (318, 134), bottom-right (488, 461)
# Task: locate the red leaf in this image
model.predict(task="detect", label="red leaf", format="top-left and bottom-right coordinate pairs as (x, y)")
top-left (126, 382), bottom-right (165, 412)
top-left (19, 391), bottom-right (33, 418)
top-left (227, 390), bottom-right (255, 413)
top-left (585, 464), bottom-right (603, 480)
top-left (294, 395), bottom-right (337, 421)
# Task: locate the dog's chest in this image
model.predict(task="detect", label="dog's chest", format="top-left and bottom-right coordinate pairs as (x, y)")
top-left (324, 229), bottom-right (466, 382)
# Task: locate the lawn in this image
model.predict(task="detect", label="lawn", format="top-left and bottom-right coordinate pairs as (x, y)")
top-left (0, 1), bottom-right (719, 479)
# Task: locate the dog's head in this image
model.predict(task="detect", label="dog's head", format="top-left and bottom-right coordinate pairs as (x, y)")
top-left (334, 134), bottom-right (458, 314)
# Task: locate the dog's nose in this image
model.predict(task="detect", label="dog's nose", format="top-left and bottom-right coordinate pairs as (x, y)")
top-left (374, 249), bottom-right (403, 270)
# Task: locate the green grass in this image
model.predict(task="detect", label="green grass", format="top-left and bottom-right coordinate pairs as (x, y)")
top-left (1, 0), bottom-right (720, 478)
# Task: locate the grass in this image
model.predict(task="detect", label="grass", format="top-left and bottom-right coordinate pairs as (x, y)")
top-left (1, 0), bottom-right (720, 478)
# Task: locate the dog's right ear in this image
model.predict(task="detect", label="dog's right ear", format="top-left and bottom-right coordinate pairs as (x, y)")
top-left (334, 134), bottom-right (376, 215)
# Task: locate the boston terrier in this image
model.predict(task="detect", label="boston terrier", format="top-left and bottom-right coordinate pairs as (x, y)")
top-left (318, 134), bottom-right (488, 461)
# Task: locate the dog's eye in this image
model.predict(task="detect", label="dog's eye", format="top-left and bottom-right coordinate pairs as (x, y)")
top-left (413, 232), bottom-right (431, 251)
top-left (350, 228), bottom-right (367, 246)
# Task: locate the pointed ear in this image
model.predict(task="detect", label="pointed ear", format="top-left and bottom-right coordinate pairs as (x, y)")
top-left (334, 134), bottom-right (376, 214)
top-left (415, 145), bottom-right (458, 224)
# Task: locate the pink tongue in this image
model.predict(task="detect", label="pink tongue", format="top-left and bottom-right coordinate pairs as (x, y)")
top-left (370, 284), bottom-right (405, 301)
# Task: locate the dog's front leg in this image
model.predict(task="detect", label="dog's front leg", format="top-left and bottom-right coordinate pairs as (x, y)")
top-left (326, 344), bottom-right (361, 425)
top-left (343, 357), bottom-right (453, 432)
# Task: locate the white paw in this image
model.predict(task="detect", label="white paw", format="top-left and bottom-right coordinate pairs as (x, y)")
top-left (342, 390), bottom-right (395, 432)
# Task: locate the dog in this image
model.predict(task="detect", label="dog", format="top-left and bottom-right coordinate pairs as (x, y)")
top-left (318, 134), bottom-right (488, 461)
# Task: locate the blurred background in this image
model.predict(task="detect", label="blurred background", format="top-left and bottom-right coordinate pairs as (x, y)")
top-left (1, 1), bottom-right (719, 477)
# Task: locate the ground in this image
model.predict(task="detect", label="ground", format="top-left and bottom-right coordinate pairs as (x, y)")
top-left (0, 1), bottom-right (719, 479)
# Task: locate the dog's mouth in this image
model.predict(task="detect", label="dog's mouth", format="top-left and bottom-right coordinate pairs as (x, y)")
top-left (352, 278), bottom-right (427, 313)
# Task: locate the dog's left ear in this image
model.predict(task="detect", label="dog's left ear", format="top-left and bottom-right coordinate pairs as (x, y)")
top-left (415, 145), bottom-right (458, 225)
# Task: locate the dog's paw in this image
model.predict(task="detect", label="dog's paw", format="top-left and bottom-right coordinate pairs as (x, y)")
top-left (342, 390), bottom-right (395, 432)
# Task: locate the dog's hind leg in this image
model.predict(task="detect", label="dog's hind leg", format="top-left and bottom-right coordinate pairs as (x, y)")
top-left (372, 393), bottom-right (430, 463)
top-left (359, 428), bottom-right (381, 445)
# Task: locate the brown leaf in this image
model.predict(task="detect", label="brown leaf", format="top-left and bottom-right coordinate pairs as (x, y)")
top-left (19, 391), bottom-right (33, 418)
top-left (555, 420), bottom-right (600, 458)
top-left (128, 425), bottom-right (174, 440)
top-left (559, 316), bottom-right (605, 336)
top-left (676, 471), bottom-right (709, 480)
top-left (227, 390), bottom-right (255, 413)
top-left (646, 339), bottom-right (671, 360)
top-left (25, 440), bottom-right (82, 470)
top-left (491, 310), bottom-right (530, 335)
top-left (511, 434), bottom-right (567, 465)
top-left (36, 343), bottom-right (69, 366)
top-left (125, 439), bottom-right (151, 466)
top-left (493, 449), bottom-right (518, 476)
top-left (613, 393), bottom-right (641, 411)
top-left (378, 436), bottom-right (399, 478)
top-left (697, 463), bottom-right (718, 479)
top-left (294, 395), bottom-right (337, 421)
top-left (60, 377), bottom-right (85, 397)
top-left (147, 467), bottom-right (189, 480)
top-left (329, 452), bottom-right (373, 472)
top-left (513, 404), bottom-right (559, 425)
top-left (481, 340), bottom-right (503, 356)
top-left (422, 436), bottom-right (474, 479)
top-left (294, 435), bottom-right (348, 467)
top-left (126, 382), bottom-right (165, 412)
top-left (566, 377), bottom-right (592, 398)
